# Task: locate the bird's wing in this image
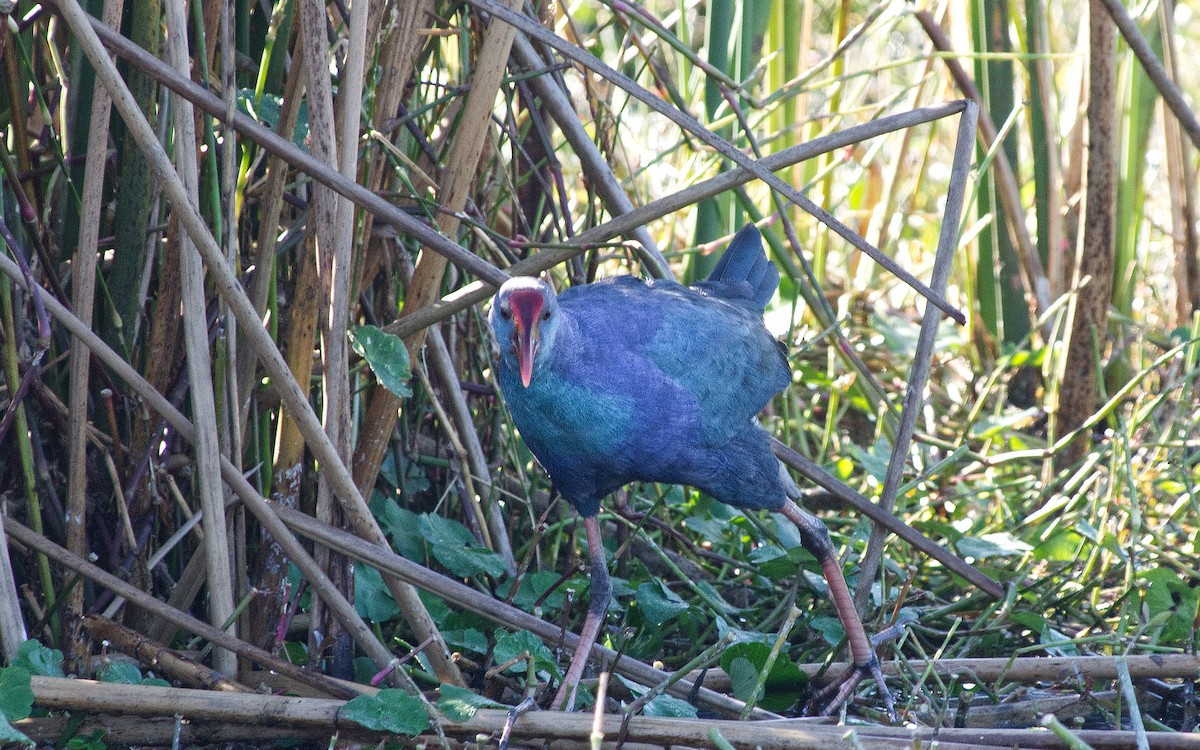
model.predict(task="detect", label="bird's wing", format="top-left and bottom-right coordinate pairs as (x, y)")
top-left (561, 279), bottom-right (790, 445)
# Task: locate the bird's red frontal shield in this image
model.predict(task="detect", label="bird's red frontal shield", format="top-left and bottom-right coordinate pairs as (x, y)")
top-left (508, 288), bottom-right (544, 387)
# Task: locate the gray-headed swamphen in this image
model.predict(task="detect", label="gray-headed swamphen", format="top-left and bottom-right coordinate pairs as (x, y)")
top-left (489, 225), bottom-right (889, 716)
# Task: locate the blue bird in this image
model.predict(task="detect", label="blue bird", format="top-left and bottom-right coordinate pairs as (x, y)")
top-left (490, 225), bottom-right (889, 715)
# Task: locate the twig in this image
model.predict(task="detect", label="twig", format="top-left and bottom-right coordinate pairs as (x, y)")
top-left (853, 97), bottom-right (979, 611)
top-left (386, 101), bottom-right (972, 341)
top-left (696, 653), bottom-right (1200, 689)
top-left (1094, 0), bottom-right (1200, 152)
top-left (164, 0), bottom-right (238, 675)
top-left (28, 677), bottom-right (1200, 750)
top-left (5, 519), bottom-right (362, 699)
top-left (46, 0), bottom-right (462, 686)
top-left (771, 439), bottom-right (1005, 598)
top-left (270, 501), bottom-right (778, 720)
top-left (68, 5), bottom-right (508, 287)
top-left (1118, 657), bottom-right (1151, 750)
top-left (1040, 714), bottom-right (1099, 750)
top-left (469, 0), bottom-right (964, 325)
top-left (0, 249), bottom-right (410, 691)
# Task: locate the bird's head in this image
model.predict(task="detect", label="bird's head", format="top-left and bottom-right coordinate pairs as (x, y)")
top-left (489, 276), bottom-right (560, 387)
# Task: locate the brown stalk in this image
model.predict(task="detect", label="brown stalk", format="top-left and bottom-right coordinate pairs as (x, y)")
top-left (352, 3), bottom-right (432, 292)
top-left (74, 9), bottom-right (509, 287)
top-left (164, 0), bottom-right (239, 675)
top-left (82, 614), bottom-right (255, 692)
top-left (242, 42), bottom-right (307, 650)
top-left (64, 0), bottom-right (124, 675)
top-left (14, 716), bottom-right (366, 747)
top-left (1157, 0), bottom-right (1200, 320)
top-left (0, 249), bottom-right (407, 694)
top-left (297, 0), bottom-right (354, 672)
top-left (352, 0), bottom-right (525, 535)
top-left (26, 676), bottom-right (1200, 750)
top-left (0, 511), bottom-right (25, 661)
top-left (1056, 1), bottom-right (1118, 470)
top-left (699, 652), bottom-right (1200, 689)
top-left (5, 519), bottom-right (360, 699)
top-left (47, 0), bottom-right (463, 686)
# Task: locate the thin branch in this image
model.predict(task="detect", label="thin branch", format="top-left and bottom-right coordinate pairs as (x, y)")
top-left (46, 0), bottom-right (462, 685)
top-left (70, 7), bottom-right (509, 288)
top-left (469, 0), bottom-right (965, 324)
top-left (5, 519), bottom-right (361, 699)
top-left (164, 0), bottom-right (239, 675)
top-left (388, 101), bottom-right (972, 340)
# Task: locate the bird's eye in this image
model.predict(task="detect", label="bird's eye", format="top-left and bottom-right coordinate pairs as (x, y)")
top-left (500, 306), bottom-right (512, 320)
top-left (541, 310), bottom-right (551, 321)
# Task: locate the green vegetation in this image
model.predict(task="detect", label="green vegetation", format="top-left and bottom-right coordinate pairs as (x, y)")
top-left (0, 0), bottom-right (1196, 746)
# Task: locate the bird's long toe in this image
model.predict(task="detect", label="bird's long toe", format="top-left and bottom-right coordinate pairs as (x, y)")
top-left (811, 654), bottom-right (895, 720)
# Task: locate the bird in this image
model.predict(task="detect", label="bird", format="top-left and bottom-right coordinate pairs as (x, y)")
top-left (488, 224), bottom-right (890, 716)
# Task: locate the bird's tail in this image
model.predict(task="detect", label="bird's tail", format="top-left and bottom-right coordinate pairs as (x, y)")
top-left (705, 224), bottom-right (779, 310)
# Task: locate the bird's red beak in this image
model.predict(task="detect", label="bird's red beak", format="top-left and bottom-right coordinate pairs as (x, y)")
top-left (508, 289), bottom-right (544, 387)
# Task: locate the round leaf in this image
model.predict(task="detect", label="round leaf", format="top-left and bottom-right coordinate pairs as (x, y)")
top-left (341, 689), bottom-right (429, 735)
top-left (350, 325), bottom-right (412, 398)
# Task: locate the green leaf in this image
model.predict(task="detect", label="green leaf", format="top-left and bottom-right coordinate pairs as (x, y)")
top-left (611, 675), bottom-right (697, 717)
top-left (717, 642), bottom-right (805, 712)
top-left (355, 564), bottom-right (400, 621)
top-left (1140, 568), bottom-right (1200, 644)
top-left (418, 514), bottom-right (508, 578)
top-left (955, 532), bottom-right (1033, 560)
top-left (15, 639), bottom-right (64, 677)
top-left (642, 693), bottom-right (698, 718)
top-left (1033, 530), bottom-right (1085, 562)
top-left (64, 728), bottom-right (108, 749)
top-left (809, 615), bottom-right (844, 647)
top-left (99, 661), bottom-right (143, 684)
top-left (726, 657), bottom-right (759, 702)
top-left (0, 667), bottom-right (33, 721)
top-left (350, 325), bottom-right (412, 398)
top-left (750, 543), bottom-right (809, 580)
top-left (0, 712), bottom-right (32, 747)
top-left (442, 628), bottom-right (488, 656)
top-left (341, 689), bottom-right (430, 735)
top-left (436, 684), bottom-right (507, 722)
top-left (493, 630), bottom-right (560, 678)
top-left (494, 570), bottom-right (566, 613)
top-left (634, 580), bottom-right (689, 625)
top-left (371, 495), bottom-right (425, 560)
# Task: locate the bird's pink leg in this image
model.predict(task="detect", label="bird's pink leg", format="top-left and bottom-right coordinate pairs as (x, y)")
top-left (781, 500), bottom-right (894, 718)
top-left (553, 514), bottom-right (611, 711)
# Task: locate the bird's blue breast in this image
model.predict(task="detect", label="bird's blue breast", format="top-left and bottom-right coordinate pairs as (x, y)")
top-left (498, 362), bottom-right (633, 457)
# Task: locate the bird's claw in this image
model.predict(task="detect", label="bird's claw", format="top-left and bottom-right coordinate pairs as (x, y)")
top-left (810, 654), bottom-right (895, 721)
top-left (812, 614), bottom-right (913, 721)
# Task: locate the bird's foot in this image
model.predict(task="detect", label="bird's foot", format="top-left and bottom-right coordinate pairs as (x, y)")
top-left (810, 616), bottom-right (913, 721)
top-left (497, 695), bottom-right (538, 750)
top-left (810, 654), bottom-right (894, 721)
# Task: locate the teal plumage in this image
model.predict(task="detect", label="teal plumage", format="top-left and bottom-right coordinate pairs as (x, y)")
top-left (490, 225), bottom-right (788, 517)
